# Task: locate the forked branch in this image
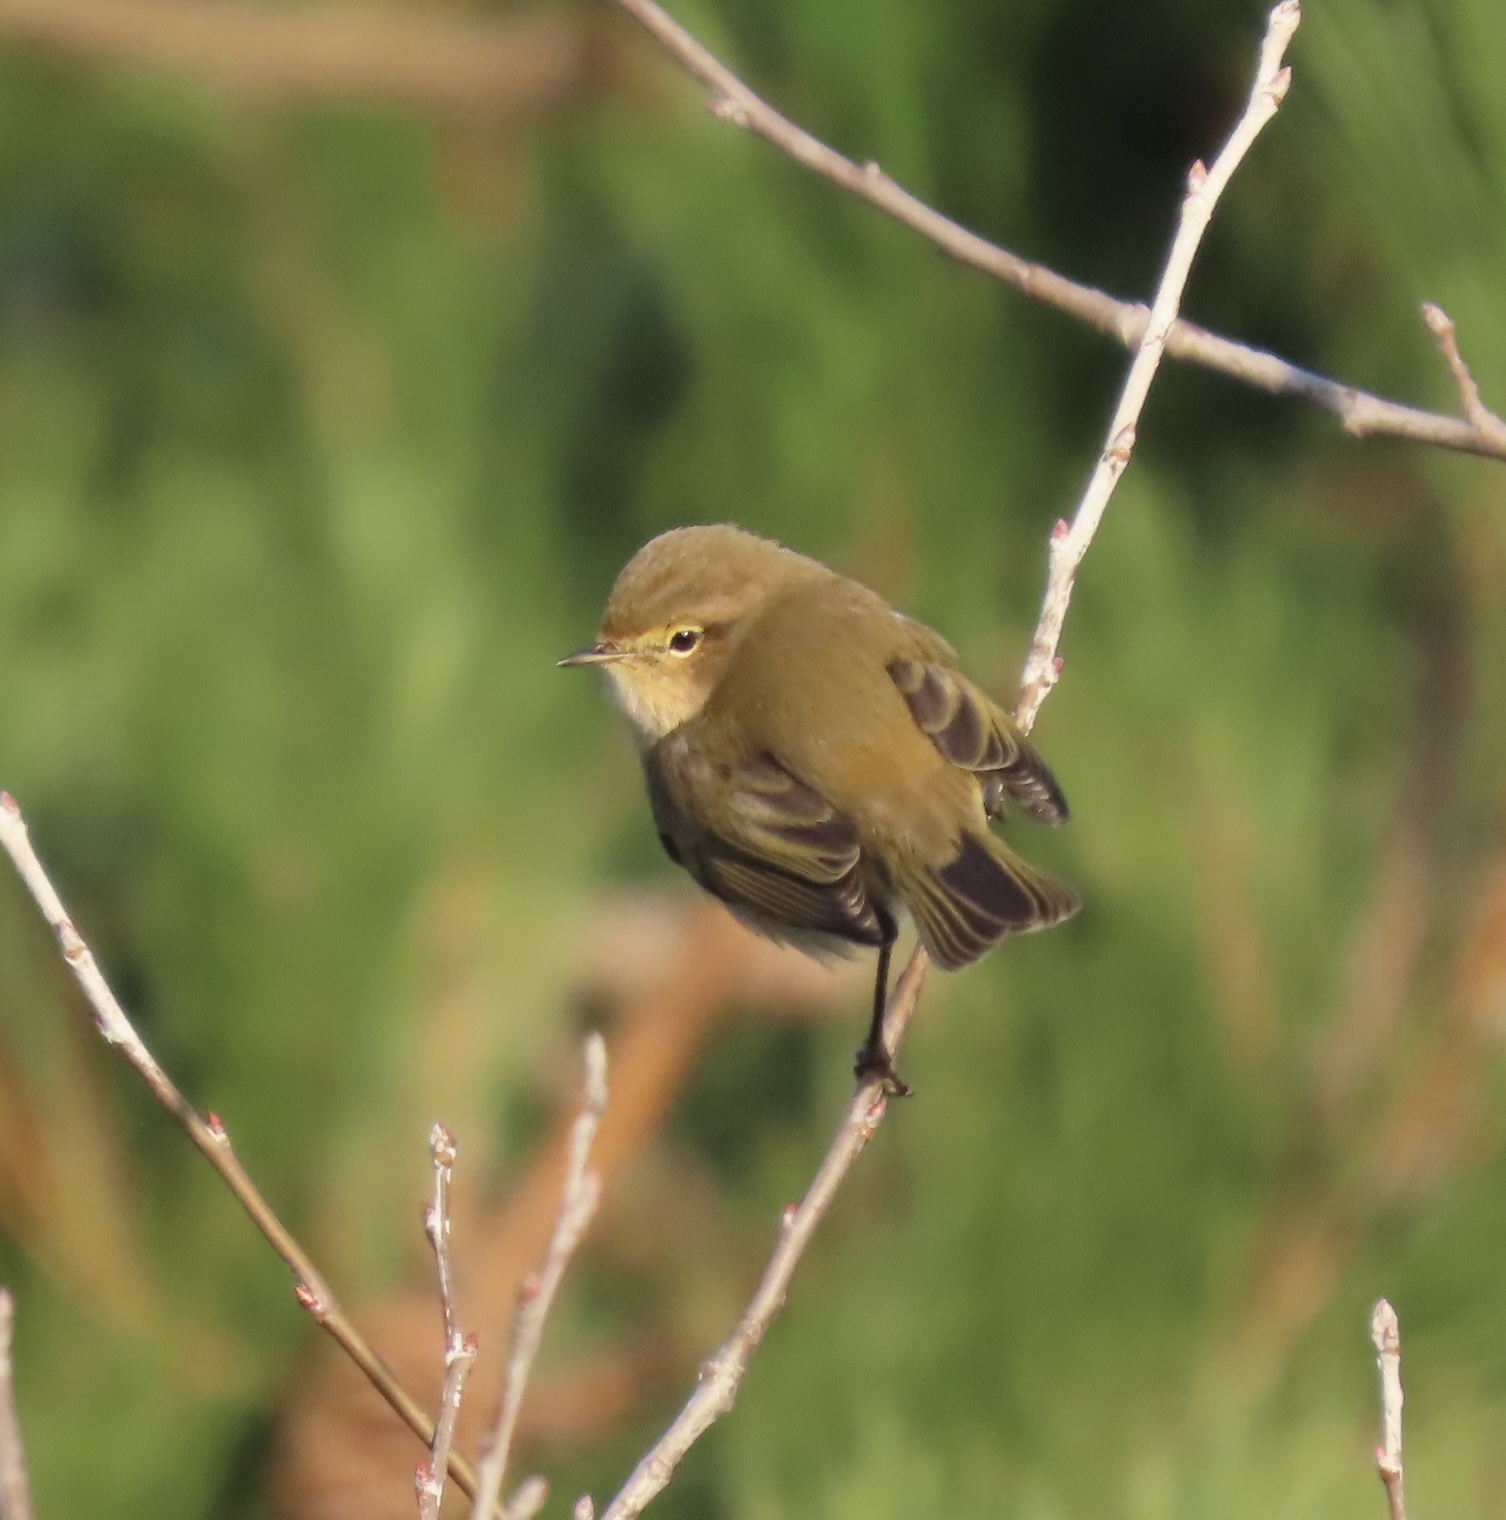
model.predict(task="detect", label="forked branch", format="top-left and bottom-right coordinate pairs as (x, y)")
top-left (1014, 0), bottom-right (1301, 727)
top-left (613, 0), bottom-right (1506, 466)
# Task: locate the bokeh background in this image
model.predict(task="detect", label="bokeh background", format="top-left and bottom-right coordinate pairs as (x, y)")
top-left (1, 0), bottom-right (1505, 1515)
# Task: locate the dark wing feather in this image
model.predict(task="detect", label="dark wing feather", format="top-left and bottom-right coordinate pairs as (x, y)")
top-left (904, 831), bottom-right (1080, 970)
top-left (706, 855), bottom-right (884, 947)
top-left (887, 657), bottom-right (1069, 823)
top-left (648, 743), bottom-right (886, 949)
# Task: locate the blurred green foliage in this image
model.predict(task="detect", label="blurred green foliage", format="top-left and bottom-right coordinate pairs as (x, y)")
top-left (1, 0), bottom-right (1506, 1516)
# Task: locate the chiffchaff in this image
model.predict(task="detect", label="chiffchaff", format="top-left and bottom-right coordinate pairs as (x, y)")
top-left (561, 524), bottom-right (1078, 1092)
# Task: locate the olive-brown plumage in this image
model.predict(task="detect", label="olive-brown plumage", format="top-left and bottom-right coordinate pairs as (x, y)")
top-left (561, 524), bottom-right (1078, 1090)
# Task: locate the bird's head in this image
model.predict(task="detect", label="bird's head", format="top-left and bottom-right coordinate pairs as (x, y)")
top-left (560, 524), bottom-right (827, 741)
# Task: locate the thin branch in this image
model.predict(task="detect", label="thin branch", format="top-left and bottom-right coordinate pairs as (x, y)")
top-left (1371, 1299), bottom-right (1407, 1520)
top-left (0, 1290), bottom-right (35, 1520)
top-left (0, 792), bottom-right (492, 1510)
top-left (1422, 303), bottom-right (1506, 452)
top-left (592, 947), bottom-right (929, 1520)
top-left (612, 0), bottom-right (1506, 466)
top-left (0, 0), bottom-right (606, 117)
top-left (471, 1035), bottom-right (610, 1520)
top-left (417, 1124), bottom-right (479, 1520)
top-left (1015, 0), bottom-right (1301, 727)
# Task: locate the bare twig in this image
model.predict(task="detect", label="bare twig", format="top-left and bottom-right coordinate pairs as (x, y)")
top-left (426, 1125), bottom-right (465, 1368)
top-left (1371, 1299), bottom-right (1407, 1520)
top-left (0, 0), bottom-right (606, 116)
top-left (592, 948), bottom-right (929, 1520)
top-left (1015, 0), bottom-right (1301, 726)
top-left (471, 1035), bottom-right (610, 1520)
top-left (417, 1124), bottom-right (479, 1520)
top-left (0, 1290), bottom-right (35, 1520)
top-left (613, 0), bottom-right (1506, 466)
top-left (1422, 303), bottom-right (1506, 452)
top-left (0, 792), bottom-right (492, 1510)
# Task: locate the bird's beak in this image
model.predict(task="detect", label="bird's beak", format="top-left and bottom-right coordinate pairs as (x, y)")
top-left (557, 643), bottom-right (627, 668)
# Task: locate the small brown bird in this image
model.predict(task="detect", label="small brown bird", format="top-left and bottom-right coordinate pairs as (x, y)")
top-left (561, 525), bottom-right (1078, 1091)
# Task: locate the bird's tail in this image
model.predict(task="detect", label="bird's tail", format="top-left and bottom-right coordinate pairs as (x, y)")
top-left (900, 829), bottom-right (1078, 970)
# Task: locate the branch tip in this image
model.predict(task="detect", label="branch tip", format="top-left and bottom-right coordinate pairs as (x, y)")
top-left (1370, 1297), bottom-right (1399, 1354)
top-left (583, 1030), bottom-right (609, 1112)
top-left (430, 1120), bottom-right (458, 1164)
top-left (508, 1476), bottom-right (550, 1520)
top-left (1420, 301), bottom-right (1506, 446)
top-left (1370, 1298), bottom-right (1406, 1520)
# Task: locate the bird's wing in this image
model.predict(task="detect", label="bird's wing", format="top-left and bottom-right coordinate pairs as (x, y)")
top-left (886, 657), bottom-right (1069, 823)
top-left (900, 829), bottom-right (1080, 969)
top-left (648, 744), bottom-right (888, 948)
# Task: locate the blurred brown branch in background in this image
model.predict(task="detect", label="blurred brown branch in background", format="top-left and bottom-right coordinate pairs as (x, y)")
top-left (612, 0), bottom-right (1506, 466)
top-left (0, 1289), bottom-right (35, 1520)
top-left (1192, 820), bottom-right (1506, 1418)
top-left (0, 0), bottom-right (616, 116)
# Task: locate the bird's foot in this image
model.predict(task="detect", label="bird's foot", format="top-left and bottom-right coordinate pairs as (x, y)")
top-left (854, 1041), bottom-right (912, 1097)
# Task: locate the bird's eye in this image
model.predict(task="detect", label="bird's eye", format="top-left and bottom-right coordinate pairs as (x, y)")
top-left (668, 628), bottom-right (702, 655)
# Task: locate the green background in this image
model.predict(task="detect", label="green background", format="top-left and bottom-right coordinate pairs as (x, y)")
top-left (2, 0), bottom-right (1505, 1515)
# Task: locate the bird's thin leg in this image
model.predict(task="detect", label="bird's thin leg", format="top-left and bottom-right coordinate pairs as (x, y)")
top-left (854, 928), bottom-right (910, 1096)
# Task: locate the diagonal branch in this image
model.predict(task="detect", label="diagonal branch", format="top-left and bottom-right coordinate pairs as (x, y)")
top-left (0, 793), bottom-right (494, 1512)
top-left (1015, 0), bottom-right (1301, 727)
top-left (594, 948), bottom-right (929, 1520)
top-left (612, 0), bottom-right (1506, 466)
top-left (584, 9), bottom-right (1300, 1518)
